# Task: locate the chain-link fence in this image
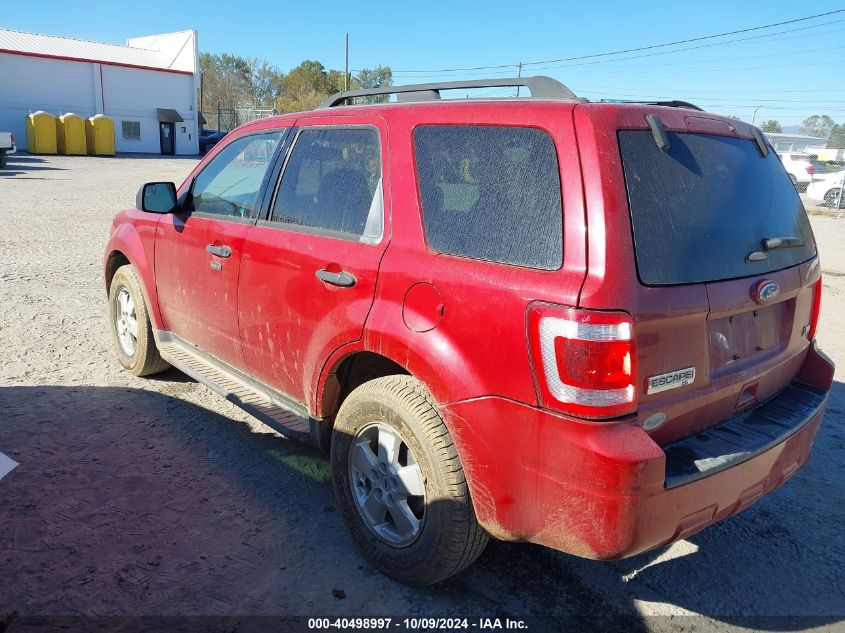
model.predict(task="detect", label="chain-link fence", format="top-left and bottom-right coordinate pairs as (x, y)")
top-left (201, 105), bottom-right (277, 133)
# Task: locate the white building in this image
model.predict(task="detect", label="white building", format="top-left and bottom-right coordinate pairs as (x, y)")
top-left (764, 132), bottom-right (827, 155)
top-left (0, 28), bottom-right (200, 155)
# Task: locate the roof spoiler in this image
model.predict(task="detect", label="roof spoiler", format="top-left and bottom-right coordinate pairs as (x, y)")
top-left (750, 127), bottom-right (770, 157)
top-left (646, 114), bottom-right (671, 152)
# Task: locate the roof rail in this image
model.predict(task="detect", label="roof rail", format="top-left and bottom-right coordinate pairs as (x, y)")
top-left (318, 76), bottom-right (579, 109)
top-left (599, 98), bottom-right (704, 112)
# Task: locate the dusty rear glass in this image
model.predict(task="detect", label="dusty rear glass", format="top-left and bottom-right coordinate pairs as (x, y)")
top-left (619, 131), bottom-right (816, 285)
top-left (413, 125), bottom-right (563, 270)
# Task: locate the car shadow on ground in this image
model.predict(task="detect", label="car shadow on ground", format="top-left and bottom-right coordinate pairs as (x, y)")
top-left (6, 155), bottom-right (48, 164)
top-left (1, 155), bottom-right (66, 177)
top-left (0, 382), bottom-right (842, 631)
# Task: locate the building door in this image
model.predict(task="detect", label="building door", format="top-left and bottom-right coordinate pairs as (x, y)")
top-left (159, 122), bottom-right (175, 155)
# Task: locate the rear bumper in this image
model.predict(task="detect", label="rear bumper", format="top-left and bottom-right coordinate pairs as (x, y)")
top-left (442, 343), bottom-right (834, 559)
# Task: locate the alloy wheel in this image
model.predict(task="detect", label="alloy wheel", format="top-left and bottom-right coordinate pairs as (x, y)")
top-left (115, 287), bottom-right (138, 357)
top-left (348, 423), bottom-right (426, 547)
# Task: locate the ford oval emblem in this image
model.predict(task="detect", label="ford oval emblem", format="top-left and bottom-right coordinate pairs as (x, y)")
top-left (753, 280), bottom-right (780, 304)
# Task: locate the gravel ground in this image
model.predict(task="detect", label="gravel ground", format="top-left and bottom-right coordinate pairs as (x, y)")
top-left (1, 153), bottom-right (843, 632)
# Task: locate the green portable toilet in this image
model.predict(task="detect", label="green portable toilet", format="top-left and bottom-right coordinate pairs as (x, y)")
top-left (56, 113), bottom-right (87, 155)
top-left (25, 111), bottom-right (58, 154)
top-left (85, 115), bottom-right (116, 156)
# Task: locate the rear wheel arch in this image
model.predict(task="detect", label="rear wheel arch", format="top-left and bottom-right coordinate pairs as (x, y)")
top-left (313, 350), bottom-right (411, 451)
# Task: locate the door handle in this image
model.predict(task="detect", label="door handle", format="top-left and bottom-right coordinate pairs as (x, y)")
top-left (316, 269), bottom-right (356, 287)
top-left (206, 244), bottom-right (232, 258)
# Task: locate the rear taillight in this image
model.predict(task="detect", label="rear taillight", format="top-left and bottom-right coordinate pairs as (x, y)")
top-left (528, 304), bottom-right (637, 420)
top-left (806, 165), bottom-right (814, 174)
top-left (807, 277), bottom-right (822, 341)
top-left (10, 133), bottom-right (14, 146)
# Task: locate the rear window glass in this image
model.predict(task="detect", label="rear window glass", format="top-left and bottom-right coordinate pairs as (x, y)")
top-left (413, 125), bottom-right (563, 270)
top-left (619, 131), bottom-right (816, 285)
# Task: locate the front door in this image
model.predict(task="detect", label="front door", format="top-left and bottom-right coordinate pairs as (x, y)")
top-left (155, 129), bottom-right (285, 368)
top-left (159, 122), bottom-right (175, 155)
top-left (238, 118), bottom-right (389, 403)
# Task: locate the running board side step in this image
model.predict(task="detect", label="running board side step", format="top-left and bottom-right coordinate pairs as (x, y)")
top-left (154, 331), bottom-right (318, 445)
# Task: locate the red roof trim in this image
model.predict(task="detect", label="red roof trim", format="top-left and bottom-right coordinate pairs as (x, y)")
top-left (0, 48), bottom-right (193, 76)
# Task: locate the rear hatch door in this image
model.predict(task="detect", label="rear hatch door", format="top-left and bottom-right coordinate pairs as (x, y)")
top-left (577, 106), bottom-right (820, 445)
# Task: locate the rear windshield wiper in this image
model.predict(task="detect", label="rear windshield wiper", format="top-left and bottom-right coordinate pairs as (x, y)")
top-left (747, 236), bottom-right (806, 262)
top-left (763, 236), bottom-right (805, 250)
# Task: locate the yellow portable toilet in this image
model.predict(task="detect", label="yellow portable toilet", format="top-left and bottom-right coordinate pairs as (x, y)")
top-left (56, 113), bottom-right (87, 155)
top-left (25, 111), bottom-right (58, 154)
top-left (85, 114), bottom-right (115, 156)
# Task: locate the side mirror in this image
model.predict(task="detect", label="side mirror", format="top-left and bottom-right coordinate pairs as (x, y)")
top-left (136, 182), bottom-right (177, 213)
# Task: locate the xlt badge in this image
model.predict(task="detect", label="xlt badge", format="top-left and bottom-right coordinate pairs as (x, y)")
top-left (646, 367), bottom-right (695, 395)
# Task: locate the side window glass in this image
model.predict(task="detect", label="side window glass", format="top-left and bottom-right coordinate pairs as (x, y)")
top-left (191, 132), bottom-right (282, 218)
top-left (413, 125), bottom-right (562, 270)
top-left (270, 127), bottom-right (383, 242)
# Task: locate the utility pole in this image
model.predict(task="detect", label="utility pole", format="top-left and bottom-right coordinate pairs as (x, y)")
top-left (752, 105), bottom-right (762, 125)
top-left (516, 62), bottom-right (523, 97)
top-left (345, 33), bottom-right (349, 91)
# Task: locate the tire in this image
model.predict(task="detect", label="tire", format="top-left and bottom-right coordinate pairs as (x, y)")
top-left (108, 264), bottom-right (170, 376)
top-left (824, 188), bottom-right (842, 208)
top-left (331, 375), bottom-right (488, 585)
top-left (0, 155), bottom-right (6, 168)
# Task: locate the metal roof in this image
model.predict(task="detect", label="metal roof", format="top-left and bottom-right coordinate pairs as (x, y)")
top-left (0, 28), bottom-right (191, 73)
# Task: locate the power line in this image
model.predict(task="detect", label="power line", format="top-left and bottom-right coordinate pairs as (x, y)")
top-left (525, 20), bottom-right (845, 72)
top-left (370, 8), bottom-right (845, 74)
top-left (385, 24), bottom-right (845, 80)
top-left (567, 57), bottom-right (843, 76)
top-left (577, 84), bottom-right (845, 95)
top-left (522, 8), bottom-right (845, 66)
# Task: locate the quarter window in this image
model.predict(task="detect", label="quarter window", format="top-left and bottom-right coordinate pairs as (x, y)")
top-left (191, 132), bottom-right (283, 218)
top-left (270, 127), bottom-right (383, 242)
top-left (413, 125), bottom-right (563, 270)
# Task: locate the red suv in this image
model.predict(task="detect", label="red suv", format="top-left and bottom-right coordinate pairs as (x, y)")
top-left (104, 77), bottom-right (834, 585)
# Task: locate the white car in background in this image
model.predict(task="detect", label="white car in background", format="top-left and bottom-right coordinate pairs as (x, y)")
top-left (0, 131), bottom-right (15, 168)
top-left (778, 152), bottom-right (826, 191)
top-left (806, 169), bottom-right (845, 208)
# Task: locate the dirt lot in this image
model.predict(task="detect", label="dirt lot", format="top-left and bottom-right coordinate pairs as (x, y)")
top-left (1, 153), bottom-right (843, 632)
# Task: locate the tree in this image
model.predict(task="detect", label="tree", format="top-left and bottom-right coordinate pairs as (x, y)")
top-left (800, 115), bottom-right (836, 138)
top-left (760, 120), bottom-right (782, 133)
top-left (352, 66), bottom-right (394, 103)
top-left (276, 60), bottom-right (342, 112)
top-left (827, 124), bottom-right (845, 149)
top-left (246, 57), bottom-right (284, 106)
top-left (199, 53), bottom-right (393, 116)
top-left (326, 69), bottom-right (346, 94)
top-left (200, 52), bottom-right (252, 109)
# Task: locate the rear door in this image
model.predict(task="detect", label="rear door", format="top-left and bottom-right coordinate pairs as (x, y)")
top-left (237, 116), bottom-right (389, 404)
top-left (577, 106), bottom-right (820, 445)
top-left (155, 130), bottom-right (285, 368)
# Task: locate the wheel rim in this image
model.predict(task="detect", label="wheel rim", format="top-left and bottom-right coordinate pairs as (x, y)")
top-left (824, 188), bottom-right (841, 208)
top-left (115, 287), bottom-right (138, 357)
top-left (348, 423), bottom-right (426, 547)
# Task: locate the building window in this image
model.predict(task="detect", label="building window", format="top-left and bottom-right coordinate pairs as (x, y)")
top-left (122, 121), bottom-right (141, 140)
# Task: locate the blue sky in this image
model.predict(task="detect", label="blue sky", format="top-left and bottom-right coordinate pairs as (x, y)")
top-left (4, 1), bottom-right (845, 127)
